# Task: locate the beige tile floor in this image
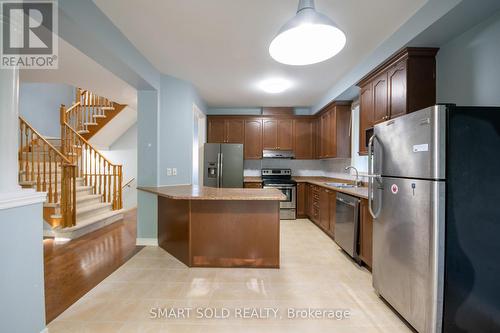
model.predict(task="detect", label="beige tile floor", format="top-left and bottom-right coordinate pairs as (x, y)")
top-left (48, 219), bottom-right (413, 333)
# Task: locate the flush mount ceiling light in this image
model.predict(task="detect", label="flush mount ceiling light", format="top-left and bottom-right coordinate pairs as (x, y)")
top-left (258, 78), bottom-right (292, 94)
top-left (269, 0), bottom-right (346, 66)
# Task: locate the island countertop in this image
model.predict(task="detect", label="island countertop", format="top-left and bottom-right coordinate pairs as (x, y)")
top-left (138, 185), bottom-right (286, 201)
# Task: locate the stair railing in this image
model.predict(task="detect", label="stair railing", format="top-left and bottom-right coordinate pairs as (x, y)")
top-left (65, 88), bottom-right (115, 134)
top-left (19, 117), bottom-right (77, 228)
top-left (61, 105), bottom-right (123, 210)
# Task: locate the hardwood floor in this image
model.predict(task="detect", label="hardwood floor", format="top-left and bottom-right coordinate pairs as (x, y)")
top-left (43, 209), bottom-right (143, 323)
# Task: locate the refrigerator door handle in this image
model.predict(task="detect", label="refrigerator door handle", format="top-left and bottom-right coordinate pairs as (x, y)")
top-left (368, 134), bottom-right (382, 219)
top-left (216, 152), bottom-right (221, 188)
top-left (219, 152), bottom-right (224, 188)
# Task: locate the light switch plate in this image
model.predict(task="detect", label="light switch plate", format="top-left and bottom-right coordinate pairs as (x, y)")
top-left (172, 168), bottom-right (177, 176)
top-left (167, 168), bottom-right (172, 176)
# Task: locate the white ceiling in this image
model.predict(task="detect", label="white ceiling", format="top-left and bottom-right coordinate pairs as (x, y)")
top-left (94, 0), bottom-right (427, 107)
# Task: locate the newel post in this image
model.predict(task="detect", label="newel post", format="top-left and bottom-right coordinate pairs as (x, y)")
top-left (60, 104), bottom-right (66, 155)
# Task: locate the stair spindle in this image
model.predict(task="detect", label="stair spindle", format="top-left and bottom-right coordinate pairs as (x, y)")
top-left (48, 150), bottom-right (53, 203)
top-left (30, 131), bottom-right (35, 182)
top-left (113, 165), bottom-right (117, 209)
top-left (54, 157), bottom-right (58, 204)
top-left (43, 142), bottom-right (46, 191)
top-left (36, 135), bottom-right (41, 191)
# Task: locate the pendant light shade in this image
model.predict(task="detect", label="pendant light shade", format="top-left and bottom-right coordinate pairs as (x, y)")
top-left (269, 0), bottom-right (346, 66)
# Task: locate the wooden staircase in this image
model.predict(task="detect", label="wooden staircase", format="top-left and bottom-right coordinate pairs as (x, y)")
top-left (66, 89), bottom-right (127, 140)
top-left (19, 88), bottom-right (126, 239)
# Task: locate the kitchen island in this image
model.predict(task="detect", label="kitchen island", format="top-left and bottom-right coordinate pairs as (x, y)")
top-left (138, 185), bottom-right (285, 268)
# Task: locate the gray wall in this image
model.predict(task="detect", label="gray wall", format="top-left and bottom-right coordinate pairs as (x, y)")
top-left (159, 75), bottom-right (207, 186)
top-left (137, 90), bottom-right (159, 240)
top-left (437, 11), bottom-right (500, 106)
top-left (19, 83), bottom-right (74, 137)
top-left (101, 124), bottom-right (137, 209)
top-left (0, 203), bottom-right (45, 333)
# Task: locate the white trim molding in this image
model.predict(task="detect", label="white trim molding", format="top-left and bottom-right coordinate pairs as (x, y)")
top-left (0, 189), bottom-right (46, 210)
top-left (40, 328), bottom-right (48, 333)
top-left (136, 238), bottom-right (158, 246)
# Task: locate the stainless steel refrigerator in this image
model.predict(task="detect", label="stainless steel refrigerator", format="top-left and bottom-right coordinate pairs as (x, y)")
top-left (203, 143), bottom-right (243, 188)
top-left (368, 104), bottom-right (500, 333)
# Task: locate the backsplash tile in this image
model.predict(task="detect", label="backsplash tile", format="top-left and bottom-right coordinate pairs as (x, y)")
top-left (244, 158), bottom-right (369, 182)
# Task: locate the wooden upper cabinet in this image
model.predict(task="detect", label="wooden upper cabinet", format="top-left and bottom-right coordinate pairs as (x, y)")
top-left (207, 118), bottom-right (225, 143)
top-left (262, 118), bottom-right (294, 150)
top-left (372, 72), bottom-right (389, 124)
top-left (388, 59), bottom-right (407, 119)
top-left (335, 104), bottom-right (351, 158)
top-left (357, 47), bottom-right (439, 156)
top-left (293, 119), bottom-right (314, 159)
top-left (225, 119), bottom-right (244, 143)
top-left (244, 118), bottom-right (263, 160)
top-left (316, 102), bottom-right (351, 159)
top-left (320, 111), bottom-right (331, 158)
top-left (207, 117), bottom-right (244, 144)
top-left (359, 84), bottom-right (374, 155)
top-left (277, 119), bottom-right (293, 150)
top-left (262, 119), bottom-right (278, 149)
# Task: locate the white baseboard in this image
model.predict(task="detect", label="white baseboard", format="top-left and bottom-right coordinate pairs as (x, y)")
top-left (41, 328), bottom-right (48, 333)
top-left (136, 238), bottom-right (158, 246)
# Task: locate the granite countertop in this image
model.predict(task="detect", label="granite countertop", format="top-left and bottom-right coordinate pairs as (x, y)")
top-left (243, 176), bottom-right (368, 199)
top-left (138, 185), bottom-right (286, 201)
top-left (296, 178), bottom-right (368, 199)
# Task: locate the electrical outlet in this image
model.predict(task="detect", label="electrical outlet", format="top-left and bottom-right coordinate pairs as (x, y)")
top-left (172, 168), bottom-right (177, 176)
top-left (167, 168), bottom-right (172, 176)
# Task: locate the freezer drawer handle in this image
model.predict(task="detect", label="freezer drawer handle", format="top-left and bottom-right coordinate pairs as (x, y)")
top-left (368, 134), bottom-right (382, 219)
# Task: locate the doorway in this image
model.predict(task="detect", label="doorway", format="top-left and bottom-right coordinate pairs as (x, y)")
top-left (192, 104), bottom-right (206, 186)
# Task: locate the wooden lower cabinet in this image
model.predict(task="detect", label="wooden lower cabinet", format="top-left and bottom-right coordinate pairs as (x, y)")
top-left (306, 184), bottom-right (313, 218)
top-left (310, 185), bottom-right (320, 225)
top-left (359, 199), bottom-right (373, 269)
top-left (319, 187), bottom-right (330, 231)
top-left (244, 182), bottom-right (263, 189)
top-left (328, 191), bottom-right (336, 236)
top-left (296, 183), bottom-right (306, 218)
top-left (303, 185), bottom-right (337, 239)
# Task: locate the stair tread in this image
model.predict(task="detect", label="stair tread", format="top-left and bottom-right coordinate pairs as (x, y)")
top-left (84, 122), bottom-right (98, 126)
top-left (92, 115), bottom-right (107, 118)
top-left (61, 210), bottom-right (123, 231)
top-left (77, 194), bottom-right (102, 202)
top-left (76, 202), bottom-right (112, 215)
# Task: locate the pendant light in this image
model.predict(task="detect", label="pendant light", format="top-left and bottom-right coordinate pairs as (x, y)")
top-left (269, 0), bottom-right (346, 66)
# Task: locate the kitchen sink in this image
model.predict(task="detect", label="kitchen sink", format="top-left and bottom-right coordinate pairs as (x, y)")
top-left (325, 182), bottom-right (356, 188)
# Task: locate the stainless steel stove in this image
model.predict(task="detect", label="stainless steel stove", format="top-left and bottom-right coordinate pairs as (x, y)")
top-left (261, 168), bottom-right (296, 220)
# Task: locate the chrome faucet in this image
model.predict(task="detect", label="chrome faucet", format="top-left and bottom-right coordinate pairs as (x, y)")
top-left (345, 166), bottom-right (361, 187)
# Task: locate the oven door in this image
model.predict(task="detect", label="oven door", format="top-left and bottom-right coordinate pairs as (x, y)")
top-left (263, 185), bottom-right (296, 209)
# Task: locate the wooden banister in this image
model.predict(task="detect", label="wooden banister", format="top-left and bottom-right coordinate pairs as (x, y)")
top-left (19, 117), bottom-right (77, 228)
top-left (61, 107), bottom-right (123, 211)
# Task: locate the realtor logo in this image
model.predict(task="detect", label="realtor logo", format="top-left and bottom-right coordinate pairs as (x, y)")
top-left (1, 0), bottom-right (58, 68)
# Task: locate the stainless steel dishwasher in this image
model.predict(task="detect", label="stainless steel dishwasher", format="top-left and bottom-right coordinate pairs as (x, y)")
top-left (334, 192), bottom-right (361, 262)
